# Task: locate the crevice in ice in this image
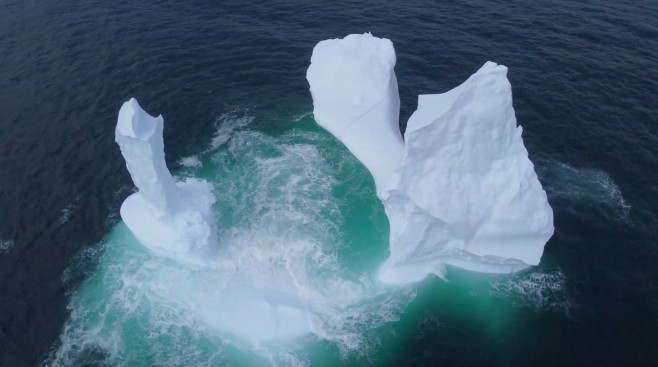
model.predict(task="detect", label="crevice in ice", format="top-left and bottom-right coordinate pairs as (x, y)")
top-left (339, 94), bottom-right (389, 135)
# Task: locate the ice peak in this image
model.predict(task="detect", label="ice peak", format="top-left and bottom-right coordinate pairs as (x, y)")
top-left (116, 98), bottom-right (160, 141)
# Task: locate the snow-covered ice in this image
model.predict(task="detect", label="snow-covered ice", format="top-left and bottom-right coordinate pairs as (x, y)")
top-left (307, 34), bottom-right (554, 284)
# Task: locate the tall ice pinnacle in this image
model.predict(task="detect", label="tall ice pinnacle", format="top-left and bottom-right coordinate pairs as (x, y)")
top-left (114, 99), bottom-right (317, 342)
top-left (307, 34), bottom-right (554, 284)
top-left (116, 98), bottom-right (178, 217)
top-left (115, 98), bottom-right (217, 261)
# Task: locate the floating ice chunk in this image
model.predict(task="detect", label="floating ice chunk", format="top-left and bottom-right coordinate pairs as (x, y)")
top-left (115, 98), bottom-right (217, 262)
top-left (307, 33), bottom-right (404, 194)
top-left (307, 35), bottom-right (554, 284)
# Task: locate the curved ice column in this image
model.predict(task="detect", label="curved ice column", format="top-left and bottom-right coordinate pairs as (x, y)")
top-left (116, 98), bottom-right (178, 217)
top-left (116, 99), bottom-right (311, 341)
top-left (380, 62), bottom-right (554, 283)
top-left (306, 35), bottom-right (554, 284)
top-left (306, 33), bottom-right (404, 194)
top-left (115, 98), bottom-right (217, 261)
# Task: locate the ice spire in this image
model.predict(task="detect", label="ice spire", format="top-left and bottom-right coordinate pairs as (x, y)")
top-left (307, 33), bottom-right (404, 194)
top-left (115, 98), bottom-right (217, 261)
top-left (307, 34), bottom-right (554, 284)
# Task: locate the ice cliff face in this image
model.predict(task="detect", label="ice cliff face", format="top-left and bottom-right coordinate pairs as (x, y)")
top-left (115, 100), bottom-right (311, 342)
top-left (115, 98), bottom-right (217, 263)
top-left (307, 34), bottom-right (554, 284)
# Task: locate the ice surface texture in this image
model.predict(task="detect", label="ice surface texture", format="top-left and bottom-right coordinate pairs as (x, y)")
top-left (307, 34), bottom-right (554, 284)
top-left (116, 98), bottom-right (217, 262)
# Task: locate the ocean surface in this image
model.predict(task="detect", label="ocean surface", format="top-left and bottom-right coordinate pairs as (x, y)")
top-left (1, 0), bottom-right (657, 366)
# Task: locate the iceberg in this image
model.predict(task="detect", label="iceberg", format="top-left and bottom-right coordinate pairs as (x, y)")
top-left (307, 34), bottom-right (554, 284)
top-left (115, 99), bottom-right (312, 342)
top-left (115, 98), bottom-right (217, 263)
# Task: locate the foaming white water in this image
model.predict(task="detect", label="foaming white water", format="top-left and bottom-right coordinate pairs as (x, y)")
top-left (490, 269), bottom-right (572, 314)
top-left (292, 111), bottom-right (313, 122)
top-left (536, 159), bottom-right (630, 218)
top-left (58, 203), bottom-right (76, 225)
top-left (52, 117), bottom-right (413, 366)
top-left (208, 110), bottom-right (254, 151)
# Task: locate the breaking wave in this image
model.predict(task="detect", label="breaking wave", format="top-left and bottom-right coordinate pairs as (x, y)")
top-left (50, 111), bottom-right (589, 366)
top-left (208, 110), bottom-right (255, 151)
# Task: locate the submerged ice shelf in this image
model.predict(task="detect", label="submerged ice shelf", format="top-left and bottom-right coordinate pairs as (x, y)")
top-left (307, 33), bottom-right (554, 284)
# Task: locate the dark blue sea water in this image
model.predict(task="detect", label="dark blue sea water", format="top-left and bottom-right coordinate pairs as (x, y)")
top-left (1, 0), bottom-right (657, 366)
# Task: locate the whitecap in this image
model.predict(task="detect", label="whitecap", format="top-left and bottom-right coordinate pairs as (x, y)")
top-left (179, 155), bottom-right (202, 168)
top-left (51, 123), bottom-right (412, 366)
top-left (490, 268), bottom-right (572, 314)
top-left (292, 111), bottom-right (312, 122)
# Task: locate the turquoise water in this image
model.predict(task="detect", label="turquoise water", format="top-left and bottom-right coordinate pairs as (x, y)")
top-left (51, 109), bottom-right (569, 366)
